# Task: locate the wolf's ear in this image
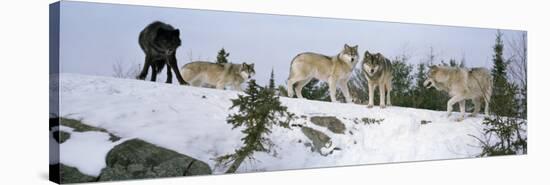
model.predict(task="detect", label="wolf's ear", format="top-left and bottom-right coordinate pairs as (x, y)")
top-left (353, 45), bottom-right (358, 50)
top-left (344, 44), bottom-right (350, 49)
top-left (364, 50), bottom-right (370, 56)
top-left (242, 63), bottom-right (247, 68)
top-left (250, 63), bottom-right (255, 68)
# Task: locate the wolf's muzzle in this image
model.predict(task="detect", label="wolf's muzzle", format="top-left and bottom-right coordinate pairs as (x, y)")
top-left (423, 79), bottom-right (433, 88)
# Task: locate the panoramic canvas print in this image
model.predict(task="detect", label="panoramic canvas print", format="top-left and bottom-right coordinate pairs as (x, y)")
top-left (49, 1), bottom-right (528, 184)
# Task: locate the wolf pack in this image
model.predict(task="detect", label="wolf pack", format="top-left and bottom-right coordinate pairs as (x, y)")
top-left (137, 21), bottom-right (493, 121)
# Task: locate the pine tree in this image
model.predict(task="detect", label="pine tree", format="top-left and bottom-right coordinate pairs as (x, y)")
top-left (216, 48), bottom-right (230, 64)
top-left (390, 56), bottom-right (414, 107)
top-left (411, 63), bottom-right (427, 108)
top-left (490, 30), bottom-right (517, 116)
top-left (269, 68), bottom-right (276, 91)
top-left (215, 80), bottom-right (295, 173)
top-left (276, 85), bottom-right (288, 97)
top-left (471, 30), bottom-right (527, 156)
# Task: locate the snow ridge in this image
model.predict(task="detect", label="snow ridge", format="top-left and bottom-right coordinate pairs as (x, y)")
top-left (57, 73), bottom-right (485, 174)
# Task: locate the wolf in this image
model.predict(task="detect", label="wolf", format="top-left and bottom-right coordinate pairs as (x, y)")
top-left (287, 44), bottom-right (359, 103)
top-left (180, 61), bottom-right (255, 91)
top-left (362, 51), bottom-right (393, 108)
top-left (137, 21), bottom-right (186, 85)
top-left (423, 65), bottom-right (493, 120)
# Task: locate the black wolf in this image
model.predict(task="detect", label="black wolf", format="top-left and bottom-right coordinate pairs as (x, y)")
top-left (137, 21), bottom-right (187, 84)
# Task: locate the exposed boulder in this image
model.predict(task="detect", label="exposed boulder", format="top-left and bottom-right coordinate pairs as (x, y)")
top-left (98, 139), bottom-right (212, 181)
top-left (301, 126), bottom-right (332, 155)
top-left (53, 163), bottom-right (97, 184)
top-left (310, 116), bottom-right (346, 134)
top-left (58, 117), bottom-right (120, 142)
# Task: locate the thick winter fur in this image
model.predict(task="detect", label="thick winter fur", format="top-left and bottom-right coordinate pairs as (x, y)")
top-left (180, 61), bottom-right (255, 91)
top-left (137, 21), bottom-right (186, 85)
top-left (287, 44), bottom-right (359, 103)
top-left (362, 51), bottom-right (393, 108)
top-left (423, 66), bottom-right (493, 120)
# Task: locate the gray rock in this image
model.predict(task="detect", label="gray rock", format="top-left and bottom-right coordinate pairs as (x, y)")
top-left (55, 163), bottom-right (97, 184)
top-left (98, 139), bottom-right (212, 181)
top-left (361, 117), bottom-right (384, 125)
top-left (58, 117), bottom-right (120, 142)
top-left (301, 126), bottom-right (332, 154)
top-left (310, 116), bottom-right (346, 134)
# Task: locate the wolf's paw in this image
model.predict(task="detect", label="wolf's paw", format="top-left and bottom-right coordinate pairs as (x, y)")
top-left (455, 117), bottom-right (465, 122)
top-left (468, 114), bottom-right (478, 117)
top-left (367, 104), bottom-right (374, 108)
top-left (380, 104), bottom-right (386, 109)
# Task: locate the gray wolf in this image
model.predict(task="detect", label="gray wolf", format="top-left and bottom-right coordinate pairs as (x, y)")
top-left (424, 66), bottom-right (493, 120)
top-left (180, 61), bottom-right (255, 91)
top-left (137, 21), bottom-right (186, 85)
top-left (287, 44), bottom-right (359, 103)
top-left (362, 51), bottom-right (393, 108)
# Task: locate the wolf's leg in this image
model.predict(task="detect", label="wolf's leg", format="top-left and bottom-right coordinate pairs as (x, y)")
top-left (328, 77), bottom-right (338, 102)
top-left (287, 78), bottom-right (297, 98)
top-left (137, 55), bottom-right (152, 80)
top-left (150, 63), bottom-right (158, 82)
top-left (167, 54), bottom-right (186, 85)
top-left (458, 100), bottom-right (466, 121)
top-left (484, 97), bottom-right (490, 116)
top-left (339, 80), bottom-right (352, 103)
top-left (295, 78), bottom-right (312, 99)
top-left (216, 81), bottom-right (225, 90)
top-left (165, 63), bottom-right (172, 84)
top-left (471, 97), bottom-right (481, 117)
top-left (190, 79), bottom-right (201, 87)
top-left (446, 96), bottom-right (463, 117)
top-left (367, 83), bottom-right (375, 108)
top-left (385, 82), bottom-right (392, 106)
top-left (379, 83), bottom-right (386, 108)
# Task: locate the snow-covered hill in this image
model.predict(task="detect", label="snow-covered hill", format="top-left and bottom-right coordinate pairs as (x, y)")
top-left (52, 74), bottom-right (487, 175)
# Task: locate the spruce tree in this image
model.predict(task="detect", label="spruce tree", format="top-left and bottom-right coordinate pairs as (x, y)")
top-left (276, 85), bottom-right (288, 97)
top-left (490, 31), bottom-right (517, 116)
top-left (269, 68), bottom-right (276, 91)
top-left (216, 48), bottom-right (230, 64)
top-left (215, 79), bottom-right (295, 173)
top-left (412, 63), bottom-right (427, 108)
top-left (471, 30), bottom-right (527, 156)
top-left (390, 57), bottom-right (414, 107)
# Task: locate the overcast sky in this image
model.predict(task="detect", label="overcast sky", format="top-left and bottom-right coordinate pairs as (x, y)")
top-left (59, 1), bottom-right (525, 86)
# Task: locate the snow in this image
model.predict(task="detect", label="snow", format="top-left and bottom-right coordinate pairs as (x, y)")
top-left (55, 73), bottom-right (488, 175)
top-left (58, 126), bottom-right (128, 176)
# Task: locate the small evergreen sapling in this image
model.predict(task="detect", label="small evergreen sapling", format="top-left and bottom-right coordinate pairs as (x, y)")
top-left (269, 68), bottom-right (276, 92)
top-left (216, 48), bottom-right (230, 64)
top-left (215, 79), bottom-right (295, 173)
